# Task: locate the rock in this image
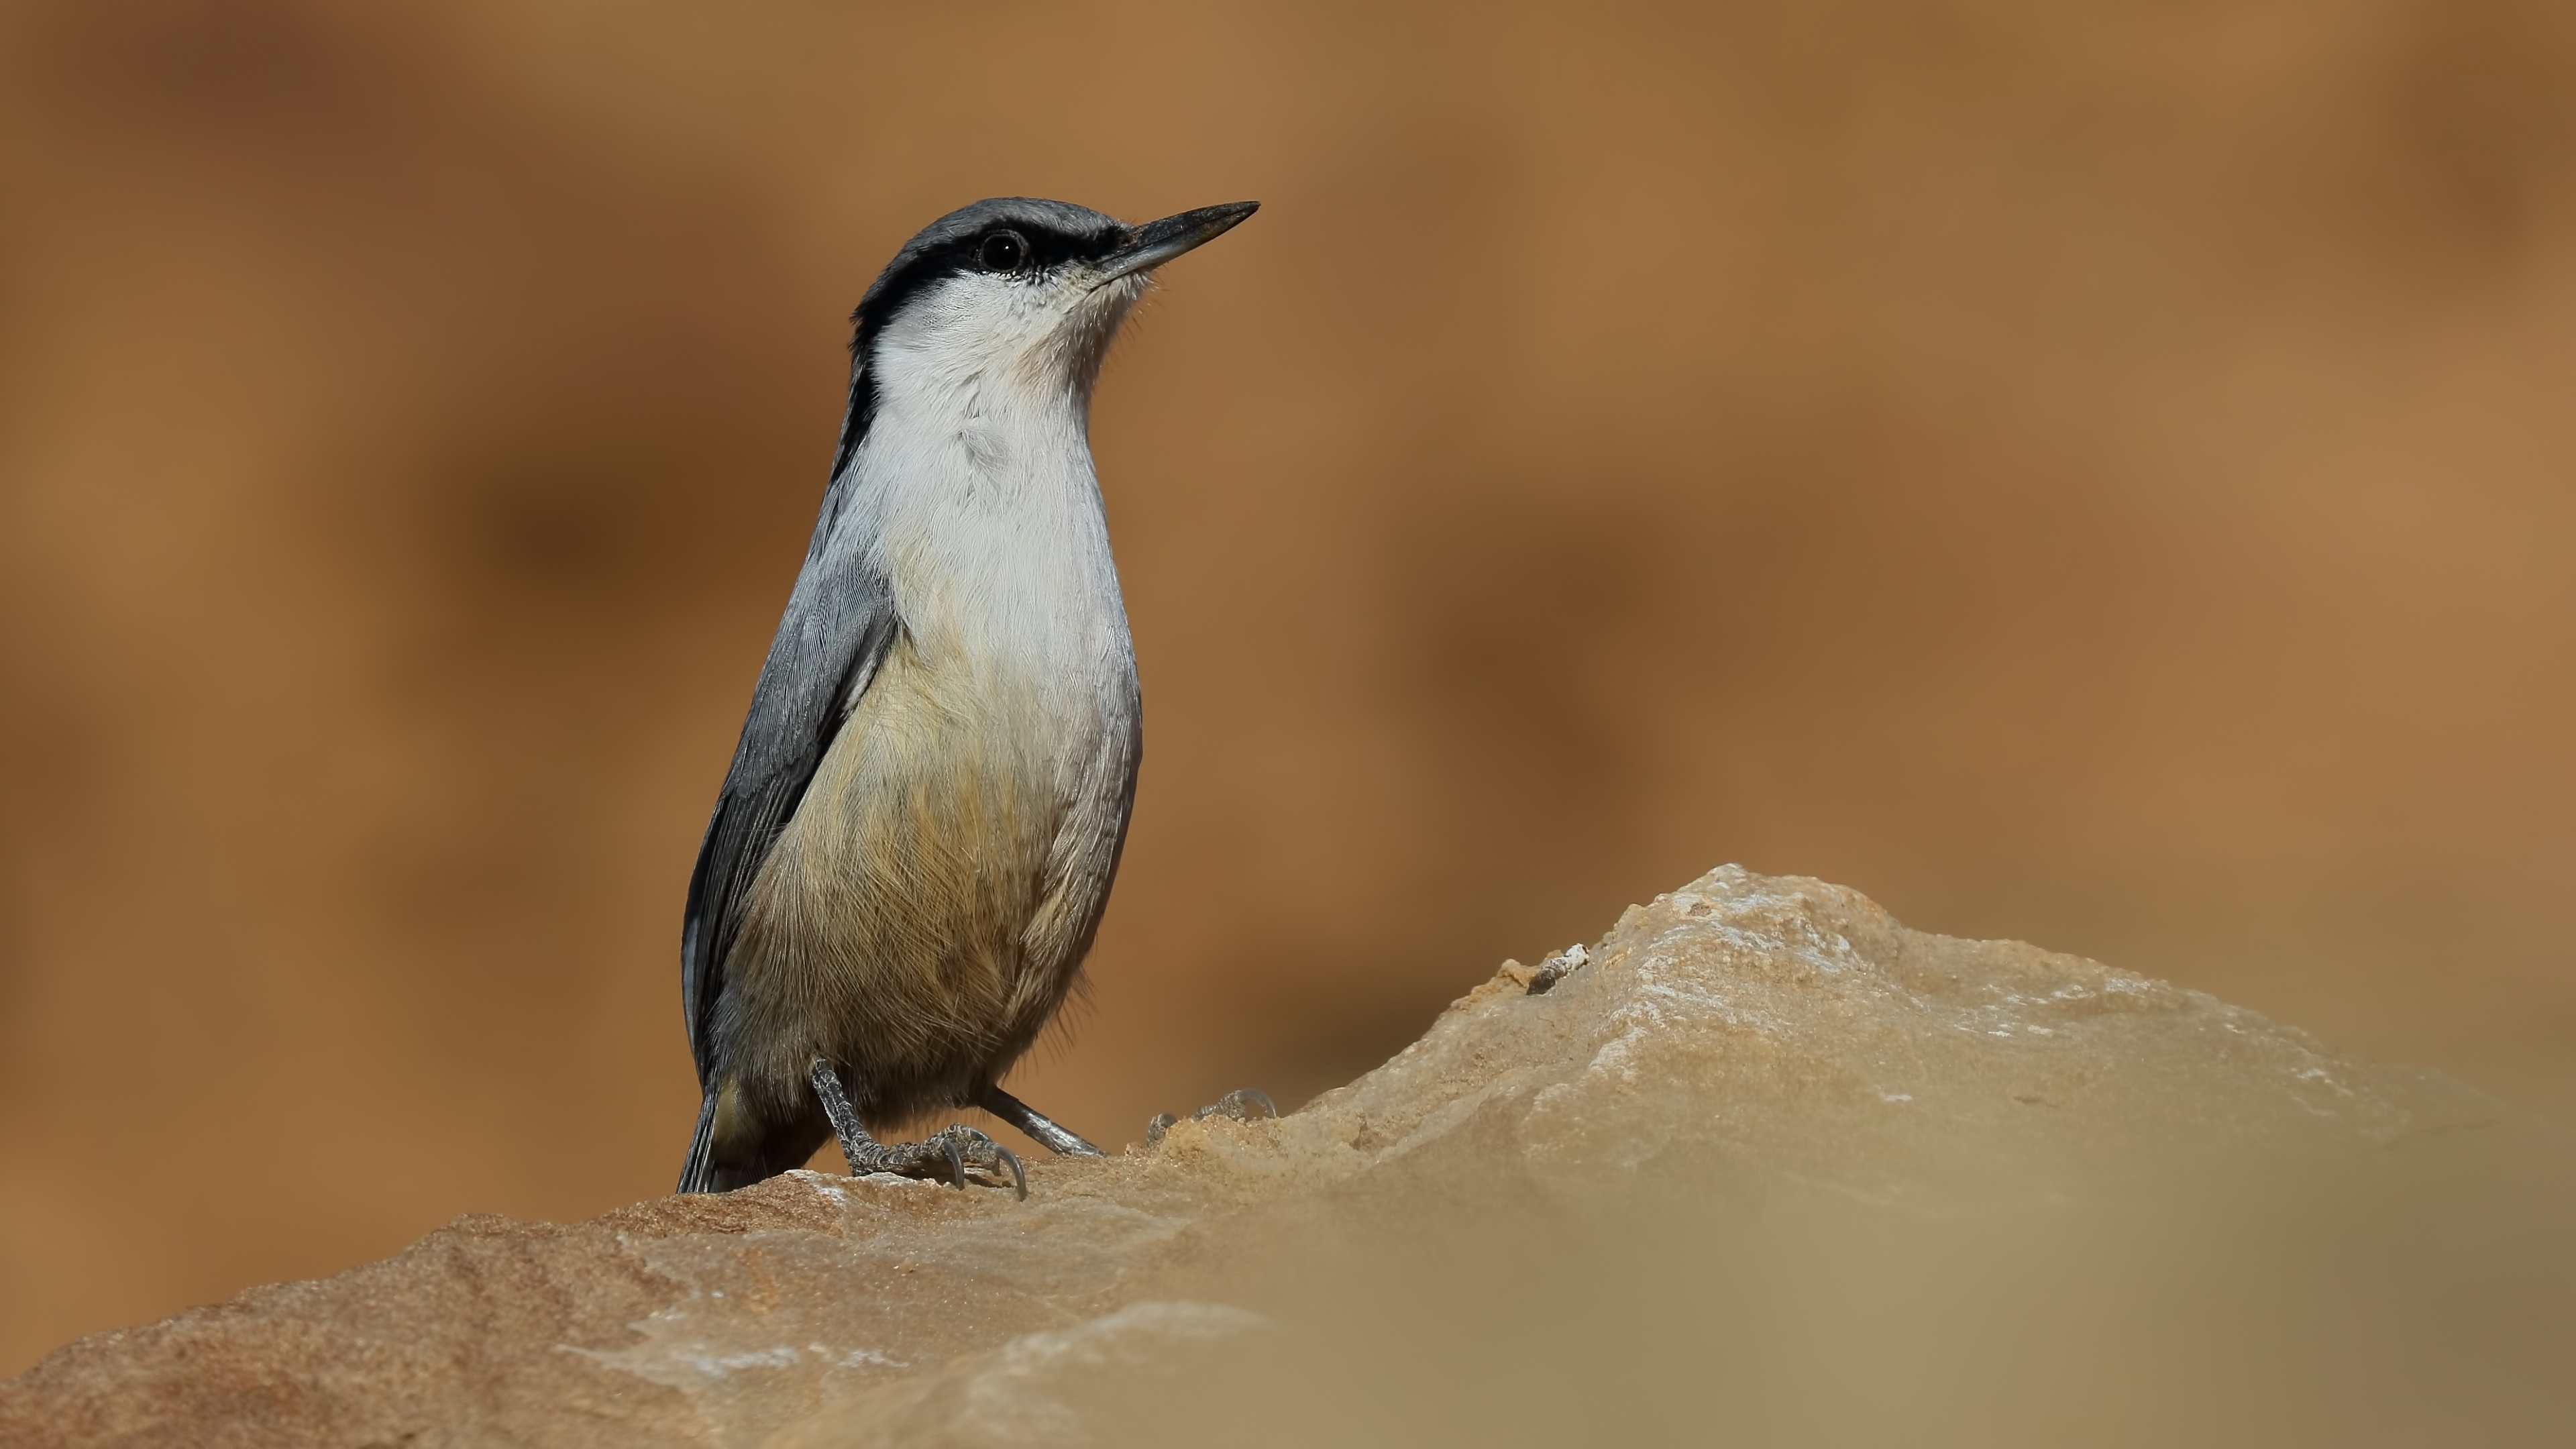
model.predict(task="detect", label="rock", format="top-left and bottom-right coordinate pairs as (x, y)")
top-left (7, 867), bottom-right (2573, 1447)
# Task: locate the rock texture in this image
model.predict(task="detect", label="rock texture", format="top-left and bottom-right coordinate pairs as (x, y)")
top-left (7, 868), bottom-right (2573, 1447)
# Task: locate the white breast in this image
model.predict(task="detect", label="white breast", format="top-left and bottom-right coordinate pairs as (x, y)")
top-left (839, 272), bottom-right (1139, 757)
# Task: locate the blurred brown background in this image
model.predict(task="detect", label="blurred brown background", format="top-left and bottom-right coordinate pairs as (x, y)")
top-left (2, 0), bottom-right (2572, 1375)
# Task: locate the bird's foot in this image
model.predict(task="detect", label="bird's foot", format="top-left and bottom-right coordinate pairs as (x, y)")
top-left (847, 1124), bottom-right (1026, 1200)
top-left (977, 1085), bottom-right (1107, 1158)
top-left (1146, 1087), bottom-right (1279, 1145)
top-left (808, 1061), bottom-right (1026, 1199)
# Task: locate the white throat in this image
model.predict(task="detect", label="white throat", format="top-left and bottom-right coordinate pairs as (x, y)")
top-left (841, 270), bottom-right (1149, 678)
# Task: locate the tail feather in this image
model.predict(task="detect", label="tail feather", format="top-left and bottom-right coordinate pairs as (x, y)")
top-left (677, 1091), bottom-right (721, 1194)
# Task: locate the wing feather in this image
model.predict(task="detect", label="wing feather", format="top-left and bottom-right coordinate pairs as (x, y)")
top-left (681, 523), bottom-right (896, 1089)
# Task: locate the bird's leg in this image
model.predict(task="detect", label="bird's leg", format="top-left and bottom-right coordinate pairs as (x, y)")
top-left (977, 1085), bottom-right (1108, 1158)
top-left (1146, 1087), bottom-right (1279, 1145)
top-left (808, 1059), bottom-right (1026, 1199)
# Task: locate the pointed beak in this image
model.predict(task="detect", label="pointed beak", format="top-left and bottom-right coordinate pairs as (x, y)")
top-left (1092, 201), bottom-right (1260, 286)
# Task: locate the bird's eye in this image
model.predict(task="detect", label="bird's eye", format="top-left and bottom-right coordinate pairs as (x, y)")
top-left (977, 231), bottom-right (1028, 273)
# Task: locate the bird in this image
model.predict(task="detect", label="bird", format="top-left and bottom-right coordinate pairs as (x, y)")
top-left (674, 197), bottom-right (1259, 1197)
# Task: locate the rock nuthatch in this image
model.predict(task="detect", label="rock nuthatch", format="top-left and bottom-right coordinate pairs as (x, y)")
top-left (676, 198), bottom-right (1260, 1196)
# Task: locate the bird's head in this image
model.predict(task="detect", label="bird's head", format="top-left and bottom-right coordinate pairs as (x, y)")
top-left (830, 197), bottom-right (1258, 480)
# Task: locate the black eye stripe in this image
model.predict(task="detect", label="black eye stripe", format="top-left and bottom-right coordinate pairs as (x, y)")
top-left (829, 203), bottom-right (1128, 480)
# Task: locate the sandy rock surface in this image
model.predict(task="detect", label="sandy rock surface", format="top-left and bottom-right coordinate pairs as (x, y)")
top-left (7, 867), bottom-right (2571, 1447)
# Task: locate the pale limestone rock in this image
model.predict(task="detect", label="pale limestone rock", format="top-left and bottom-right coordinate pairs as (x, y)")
top-left (5, 868), bottom-right (2569, 1448)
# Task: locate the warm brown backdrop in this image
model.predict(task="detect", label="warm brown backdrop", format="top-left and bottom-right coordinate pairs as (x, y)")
top-left (3, 0), bottom-right (2572, 1375)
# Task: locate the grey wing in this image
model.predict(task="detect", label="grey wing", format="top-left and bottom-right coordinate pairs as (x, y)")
top-left (682, 538), bottom-right (898, 1091)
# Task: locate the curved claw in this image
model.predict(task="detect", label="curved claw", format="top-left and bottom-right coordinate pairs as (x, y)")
top-left (941, 1135), bottom-right (966, 1190)
top-left (1147, 1089), bottom-right (1278, 1148)
top-left (1203, 1088), bottom-right (1278, 1122)
top-left (997, 1144), bottom-right (1027, 1201)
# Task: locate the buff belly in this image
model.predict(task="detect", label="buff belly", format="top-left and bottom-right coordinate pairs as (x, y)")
top-left (705, 635), bottom-right (1135, 1175)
